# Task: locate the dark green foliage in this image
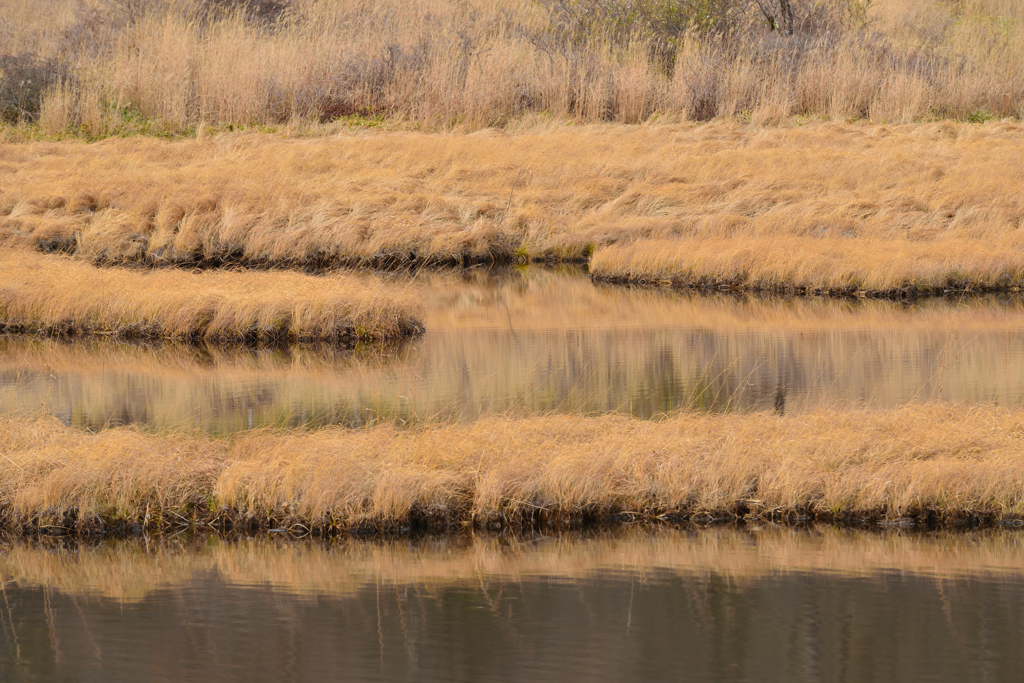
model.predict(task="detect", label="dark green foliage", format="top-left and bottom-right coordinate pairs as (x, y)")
top-left (543, 0), bottom-right (744, 41)
top-left (540, 0), bottom-right (743, 67)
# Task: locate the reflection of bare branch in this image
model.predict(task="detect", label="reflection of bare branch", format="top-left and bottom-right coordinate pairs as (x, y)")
top-left (44, 588), bottom-right (63, 664)
top-left (1, 580), bottom-right (20, 664)
top-left (69, 594), bottom-right (102, 662)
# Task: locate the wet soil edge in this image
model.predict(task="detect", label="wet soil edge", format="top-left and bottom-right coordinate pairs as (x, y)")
top-left (589, 274), bottom-right (1024, 301)
top-left (7, 502), bottom-right (1022, 540)
top-left (0, 319), bottom-right (425, 346)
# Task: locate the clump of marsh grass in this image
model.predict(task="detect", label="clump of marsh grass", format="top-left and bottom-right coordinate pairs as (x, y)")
top-left (0, 249), bottom-right (425, 343)
top-left (2, 403), bottom-right (1024, 535)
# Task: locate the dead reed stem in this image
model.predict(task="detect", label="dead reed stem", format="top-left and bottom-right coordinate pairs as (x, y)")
top-left (0, 249), bottom-right (424, 343)
top-left (3, 403), bottom-right (1024, 534)
top-left (2, 0), bottom-right (1023, 131)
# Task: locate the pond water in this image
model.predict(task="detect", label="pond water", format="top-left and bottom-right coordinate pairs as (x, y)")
top-left (4, 273), bottom-right (1024, 679)
top-left (3, 266), bottom-right (1024, 433)
top-left (1, 527), bottom-right (1023, 682)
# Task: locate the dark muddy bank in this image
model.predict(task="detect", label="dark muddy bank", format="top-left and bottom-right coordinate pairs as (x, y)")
top-left (590, 272), bottom-right (1024, 301)
top-left (8, 502), bottom-right (1023, 540)
top-left (0, 319), bottom-right (425, 347)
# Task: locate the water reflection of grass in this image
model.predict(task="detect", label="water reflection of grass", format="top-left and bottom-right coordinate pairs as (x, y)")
top-left (4, 284), bottom-right (1024, 431)
top-left (6, 526), bottom-right (1024, 603)
top-left (3, 404), bottom-right (1024, 532)
top-left (424, 266), bottom-right (1024, 333)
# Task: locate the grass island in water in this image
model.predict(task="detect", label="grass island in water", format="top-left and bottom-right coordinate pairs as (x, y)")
top-left (0, 250), bottom-right (424, 344)
top-left (2, 403), bottom-right (1024, 536)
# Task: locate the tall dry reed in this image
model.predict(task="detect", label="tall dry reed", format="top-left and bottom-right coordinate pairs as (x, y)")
top-left (1, 0), bottom-right (1023, 132)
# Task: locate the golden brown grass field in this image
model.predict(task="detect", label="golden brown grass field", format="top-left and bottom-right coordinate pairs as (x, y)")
top-left (1, 121), bottom-right (1022, 292)
top-left (3, 403), bottom-right (1024, 533)
top-left (1, 0), bottom-right (1022, 292)
top-left (2, 0), bottom-right (1024, 537)
top-left (0, 250), bottom-right (424, 342)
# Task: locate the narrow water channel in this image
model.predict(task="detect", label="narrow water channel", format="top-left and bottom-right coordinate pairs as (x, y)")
top-left (3, 266), bottom-right (1024, 432)
top-left (1, 527), bottom-right (1023, 682)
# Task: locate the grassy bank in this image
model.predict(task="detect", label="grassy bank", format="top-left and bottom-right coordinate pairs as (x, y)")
top-left (0, 250), bottom-right (424, 343)
top-left (2, 122), bottom-right (1023, 293)
top-left (1, 0), bottom-right (1023, 134)
top-left (3, 403), bottom-right (1024, 535)
top-left (587, 236), bottom-right (1024, 296)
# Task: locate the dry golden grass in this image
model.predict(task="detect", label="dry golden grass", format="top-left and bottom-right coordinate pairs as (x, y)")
top-left (1, 121), bottom-right (1023, 291)
top-left (0, 249), bottom-right (424, 342)
top-left (5, 526), bottom-right (1024, 603)
top-left (3, 403), bottom-right (1024, 532)
top-left (588, 235), bottom-right (1024, 293)
top-left (0, 0), bottom-right (80, 57)
top-left (2, 0), bottom-right (1023, 131)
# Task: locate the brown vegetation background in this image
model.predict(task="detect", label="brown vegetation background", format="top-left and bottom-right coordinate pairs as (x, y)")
top-left (0, 0), bottom-right (1022, 133)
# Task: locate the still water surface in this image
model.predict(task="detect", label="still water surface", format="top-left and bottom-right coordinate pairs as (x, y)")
top-left (4, 268), bottom-right (1024, 680)
top-left (1, 527), bottom-right (1023, 682)
top-left (3, 266), bottom-right (1024, 432)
